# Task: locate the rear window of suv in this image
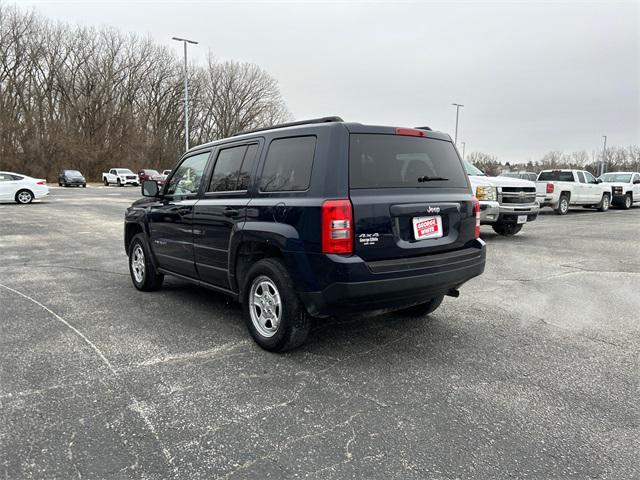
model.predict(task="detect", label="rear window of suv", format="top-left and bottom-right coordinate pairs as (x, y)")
top-left (349, 134), bottom-right (468, 189)
top-left (537, 171), bottom-right (574, 182)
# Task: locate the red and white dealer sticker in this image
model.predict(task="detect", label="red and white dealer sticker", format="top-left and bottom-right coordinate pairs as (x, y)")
top-left (412, 216), bottom-right (443, 240)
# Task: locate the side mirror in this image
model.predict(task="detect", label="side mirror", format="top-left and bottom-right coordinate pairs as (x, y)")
top-left (596, 178), bottom-right (602, 184)
top-left (142, 179), bottom-right (159, 197)
top-left (633, 179), bottom-right (640, 184)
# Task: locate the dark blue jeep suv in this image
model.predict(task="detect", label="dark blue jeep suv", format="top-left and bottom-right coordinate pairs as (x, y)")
top-left (124, 117), bottom-right (486, 351)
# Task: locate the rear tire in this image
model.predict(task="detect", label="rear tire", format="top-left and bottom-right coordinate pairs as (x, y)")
top-left (597, 193), bottom-right (610, 212)
top-left (555, 195), bottom-right (569, 215)
top-left (491, 223), bottom-right (523, 236)
top-left (398, 296), bottom-right (444, 317)
top-left (243, 258), bottom-right (311, 352)
top-left (15, 189), bottom-right (34, 204)
top-left (104, 178), bottom-right (109, 186)
top-left (128, 234), bottom-right (164, 291)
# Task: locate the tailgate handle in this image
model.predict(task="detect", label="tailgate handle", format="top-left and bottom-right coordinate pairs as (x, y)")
top-left (389, 203), bottom-right (461, 216)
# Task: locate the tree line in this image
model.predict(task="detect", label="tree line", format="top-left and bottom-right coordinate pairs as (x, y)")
top-left (467, 146), bottom-right (640, 177)
top-left (0, 5), bottom-right (289, 180)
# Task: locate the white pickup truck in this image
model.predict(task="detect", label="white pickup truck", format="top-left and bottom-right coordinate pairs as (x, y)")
top-left (535, 169), bottom-right (611, 215)
top-left (463, 161), bottom-right (539, 236)
top-left (599, 171), bottom-right (640, 209)
top-left (102, 168), bottom-right (139, 187)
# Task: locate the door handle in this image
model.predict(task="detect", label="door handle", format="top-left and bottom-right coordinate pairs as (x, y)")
top-left (223, 207), bottom-right (240, 218)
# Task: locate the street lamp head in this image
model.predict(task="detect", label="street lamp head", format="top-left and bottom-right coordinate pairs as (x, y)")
top-left (172, 36), bottom-right (198, 44)
top-left (452, 103), bottom-right (464, 108)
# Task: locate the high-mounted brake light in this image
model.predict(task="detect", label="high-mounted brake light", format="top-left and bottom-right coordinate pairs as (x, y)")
top-left (546, 183), bottom-right (554, 194)
top-left (472, 197), bottom-right (481, 239)
top-left (322, 200), bottom-right (353, 254)
top-left (395, 128), bottom-right (426, 137)
top-left (36, 180), bottom-right (46, 185)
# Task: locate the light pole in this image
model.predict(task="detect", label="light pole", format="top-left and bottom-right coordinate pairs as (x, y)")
top-left (172, 36), bottom-right (198, 151)
top-left (461, 141), bottom-right (466, 160)
top-left (600, 135), bottom-right (607, 176)
top-left (452, 103), bottom-right (464, 145)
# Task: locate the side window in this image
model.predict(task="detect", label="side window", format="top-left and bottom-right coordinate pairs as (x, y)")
top-left (110, 169), bottom-right (115, 175)
top-left (165, 152), bottom-right (210, 196)
top-left (260, 136), bottom-right (316, 192)
top-left (237, 144), bottom-right (259, 190)
top-left (577, 171), bottom-right (586, 183)
top-left (0, 174), bottom-right (12, 182)
top-left (584, 171), bottom-right (596, 184)
top-left (208, 145), bottom-right (247, 192)
top-left (634, 174), bottom-right (640, 183)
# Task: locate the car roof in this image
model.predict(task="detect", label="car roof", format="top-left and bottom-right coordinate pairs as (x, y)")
top-left (187, 119), bottom-right (452, 153)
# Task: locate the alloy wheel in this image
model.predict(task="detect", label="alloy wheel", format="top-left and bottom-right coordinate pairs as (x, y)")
top-left (131, 244), bottom-right (145, 283)
top-left (249, 276), bottom-right (282, 338)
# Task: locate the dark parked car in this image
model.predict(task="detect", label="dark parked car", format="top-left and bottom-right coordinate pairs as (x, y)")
top-left (138, 169), bottom-right (164, 185)
top-left (58, 170), bottom-right (86, 187)
top-left (124, 117), bottom-right (486, 351)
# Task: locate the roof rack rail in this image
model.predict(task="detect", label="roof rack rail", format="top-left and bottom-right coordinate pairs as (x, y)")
top-left (232, 116), bottom-right (344, 136)
top-left (414, 126), bottom-right (432, 131)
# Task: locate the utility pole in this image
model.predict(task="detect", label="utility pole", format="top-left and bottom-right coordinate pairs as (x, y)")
top-left (452, 103), bottom-right (464, 145)
top-left (461, 141), bottom-right (466, 160)
top-left (172, 36), bottom-right (198, 151)
top-left (601, 135), bottom-right (607, 176)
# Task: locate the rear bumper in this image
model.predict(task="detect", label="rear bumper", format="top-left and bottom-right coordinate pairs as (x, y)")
top-left (298, 239), bottom-right (486, 317)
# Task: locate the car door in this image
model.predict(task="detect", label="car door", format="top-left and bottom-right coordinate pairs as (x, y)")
top-left (574, 171), bottom-right (587, 203)
top-left (147, 151), bottom-right (212, 278)
top-left (0, 173), bottom-right (16, 200)
top-left (633, 174), bottom-right (640, 198)
top-left (583, 171), bottom-right (601, 202)
top-left (192, 141), bottom-right (261, 288)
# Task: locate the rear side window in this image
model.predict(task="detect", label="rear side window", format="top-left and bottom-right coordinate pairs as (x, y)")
top-left (577, 171), bottom-right (586, 183)
top-left (209, 144), bottom-right (259, 192)
top-left (538, 171), bottom-right (574, 182)
top-left (260, 136), bottom-right (316, 192)
top-left (350, 134), bottom-right (468, 189)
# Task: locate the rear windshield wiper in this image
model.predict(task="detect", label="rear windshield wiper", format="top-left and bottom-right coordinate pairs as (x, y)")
top-left (417, 175), bottom-right (448, 182)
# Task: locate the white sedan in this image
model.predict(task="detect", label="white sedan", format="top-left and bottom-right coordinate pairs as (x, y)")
top-left (0, 171), bottom-right (49, 204)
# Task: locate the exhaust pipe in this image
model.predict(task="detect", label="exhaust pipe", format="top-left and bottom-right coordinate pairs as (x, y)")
top-left (446, 289), bottom-right (460, 298)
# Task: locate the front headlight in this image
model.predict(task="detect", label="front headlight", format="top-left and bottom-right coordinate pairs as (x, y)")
top-left (475, 185), bottom-right (497, 201)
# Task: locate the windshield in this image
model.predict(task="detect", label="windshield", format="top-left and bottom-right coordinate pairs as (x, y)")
top-left (601, 173), bottom-right (632, 183)
top-left (64, 170), bottom-right (82, 176)
top-left (117, 169), bottom-right (133, 174)
top-left (349, 134), bottom-right (468, 189)
top-left (463, 160), bottom-right (486, 176)
top-left (500, 172), bottom-right (519, 178)
top-left (143, 170), bottom-right (160, 176)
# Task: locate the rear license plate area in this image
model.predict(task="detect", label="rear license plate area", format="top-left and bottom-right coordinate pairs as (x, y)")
top-left (412, 216), bottom-right (443, 240)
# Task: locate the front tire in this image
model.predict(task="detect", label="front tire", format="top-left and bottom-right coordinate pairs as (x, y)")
top-left (597, 193), bottom-right (610, 212)
top-left (117, 179), bottom-right (122, 187)
top-left (243, 258), bottom-right (311, 352)
top-left (397, 296), bottom-right (444, 317)
top-left (555, 195), bottom-right (569, 215)
top-left (128, 234), bottom-right (164, 291)
top-left (621, 194), bottom-right (632, 210)
top-left (491, 223), bottom-right (523, 236)
top-left (15, 189), bottom-right (34, 204)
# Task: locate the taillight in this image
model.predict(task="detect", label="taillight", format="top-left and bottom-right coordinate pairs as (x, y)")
top-left (395, 127), bottom-right (426, 137)
top-left (546, 183), bottom-right (554, 194)
top-left (472, 197), bottom-right (481, 239)
top-left (322, 200), bottom-right (353, 254)
top-left (36, 180), bottom-right (46, 185)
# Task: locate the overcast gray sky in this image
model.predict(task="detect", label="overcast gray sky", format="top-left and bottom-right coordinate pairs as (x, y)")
top-left (17, 0), bottom-right (640, 162)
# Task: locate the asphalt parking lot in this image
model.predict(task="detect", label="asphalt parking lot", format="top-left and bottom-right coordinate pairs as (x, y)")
top-left (1, 186), bottom-right (638, 479)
